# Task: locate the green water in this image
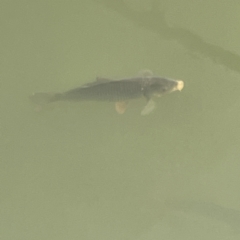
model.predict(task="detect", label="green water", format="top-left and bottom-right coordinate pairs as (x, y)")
top-left (1, 1), bottom-right (240, 239)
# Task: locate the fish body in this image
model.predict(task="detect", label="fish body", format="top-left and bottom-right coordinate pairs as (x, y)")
top-left (30, 75), bottom-right (184, 115)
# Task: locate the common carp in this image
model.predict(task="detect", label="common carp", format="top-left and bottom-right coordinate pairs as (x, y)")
top-left (30, 73), bottom-right (184, 115)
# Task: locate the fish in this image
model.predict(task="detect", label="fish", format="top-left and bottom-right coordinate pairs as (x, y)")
top-left (30, 73), bottom-right (184, 115)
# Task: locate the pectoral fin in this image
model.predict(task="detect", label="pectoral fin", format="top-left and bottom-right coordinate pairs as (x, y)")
top-left (141, 99), bottom-right (156, 116)
top-left (115, 101), bottom-right (128, 114)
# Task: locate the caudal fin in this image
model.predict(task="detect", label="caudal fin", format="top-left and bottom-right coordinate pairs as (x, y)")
top-left (29, 92), bottom-right (62, 105)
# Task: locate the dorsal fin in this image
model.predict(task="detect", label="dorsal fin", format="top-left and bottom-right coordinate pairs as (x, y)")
top-left (96, 77), bottom-right (111, 83)
top-left (138, 69), bottom-right (153, 77)
top-left (81, 77), bottom-right (111, 88)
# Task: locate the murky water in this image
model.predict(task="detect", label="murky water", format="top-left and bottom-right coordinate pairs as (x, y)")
top-left (1, 1), bottom-right (240, 239)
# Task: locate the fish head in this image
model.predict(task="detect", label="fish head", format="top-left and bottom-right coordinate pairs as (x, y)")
top-left (148, 77), bottom-right (184, 97)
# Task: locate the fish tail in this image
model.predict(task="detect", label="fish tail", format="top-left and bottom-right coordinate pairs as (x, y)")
top-left (29, 92), bottom-right (62, 105)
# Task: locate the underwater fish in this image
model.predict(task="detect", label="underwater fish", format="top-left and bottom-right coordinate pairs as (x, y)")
top-left (30, 73), bottom-right (184, 115)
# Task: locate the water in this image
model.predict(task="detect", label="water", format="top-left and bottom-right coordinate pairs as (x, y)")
top-left (1, 0), bottom-right (240, 239)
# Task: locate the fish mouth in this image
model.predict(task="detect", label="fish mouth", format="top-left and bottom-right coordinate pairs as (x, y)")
top-left (174, 80), bottom-right (184, 91)
top-left (153, 79), bottom-right (184, 97)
